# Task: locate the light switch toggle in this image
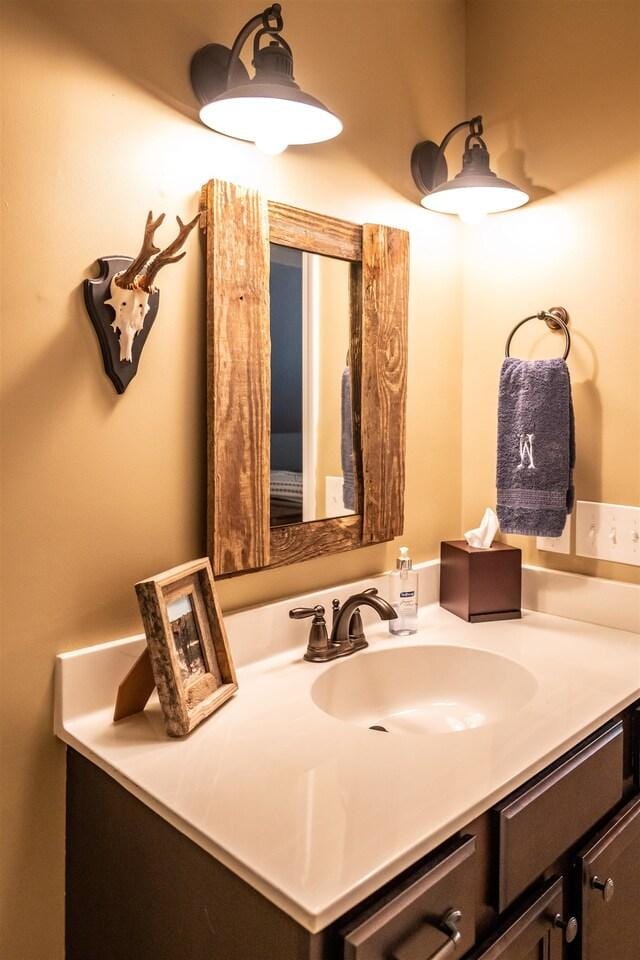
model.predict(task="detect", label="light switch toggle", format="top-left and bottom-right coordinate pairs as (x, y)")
top-left (576, 501), bottom-right (640, 566)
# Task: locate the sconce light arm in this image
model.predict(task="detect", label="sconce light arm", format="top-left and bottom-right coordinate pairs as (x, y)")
top-left (225, 3), bottom-right (288, 87)
top-left (411, 115), bottom-right (484, 195)
top-left (438, 116), bottom-right (482, 156)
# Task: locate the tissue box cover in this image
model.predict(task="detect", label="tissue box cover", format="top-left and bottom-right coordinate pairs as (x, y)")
top-left (440, 540), bottom-right (521, 622)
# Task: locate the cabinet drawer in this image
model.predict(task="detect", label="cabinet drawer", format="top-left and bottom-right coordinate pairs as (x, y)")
top-left (465, 876), bottom-right (565, 960)
top-left (494, 721), bottom-right (624, 911)
top-left (341, 835), bottom-right (476, 960)
top-left (575, 792), bottom-right (640, 960)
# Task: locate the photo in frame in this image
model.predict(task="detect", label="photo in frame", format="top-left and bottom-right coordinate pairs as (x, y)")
top-left (134, 558), bottom-right (238, 736)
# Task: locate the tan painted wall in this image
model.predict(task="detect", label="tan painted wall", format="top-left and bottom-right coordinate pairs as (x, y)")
top-left (0, 2), bottom-right (465, 956)
top-left (463, 0), bottom-right (640, 585)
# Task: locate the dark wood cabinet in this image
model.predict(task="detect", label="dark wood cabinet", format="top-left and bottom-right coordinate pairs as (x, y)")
top-left (466, 878), bottom-right (565, 960)
top-left (632, 706), bottom-right (640, 788)
top-left (493, 721), bottom-right (624, 911)
top-left (341, 835), bottom-right (476, 960)
top-left (575, 793), bottom-right (640, 960)
top-left (66, 703), bottom-right (640, 960)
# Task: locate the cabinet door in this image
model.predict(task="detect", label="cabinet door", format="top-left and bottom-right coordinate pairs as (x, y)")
top-left (466, 877), bottom-right (565, 960)
top-left (575, 793), bottom-right (640, 960)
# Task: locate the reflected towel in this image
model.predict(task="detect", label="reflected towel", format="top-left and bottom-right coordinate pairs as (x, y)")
top-left (496, 358), bottom-right (575, 537)
top-left (270, 470), bottom-right (303, 504)
top-left (341, 367), bottom-right (355, 511)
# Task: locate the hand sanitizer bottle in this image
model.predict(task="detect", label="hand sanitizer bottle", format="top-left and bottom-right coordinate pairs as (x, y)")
top-left (389, 546), bottom-right (418, 635)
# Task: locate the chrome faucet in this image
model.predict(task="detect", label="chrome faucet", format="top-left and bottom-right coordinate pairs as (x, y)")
top-left (290, 587), bottom-right (397, 662)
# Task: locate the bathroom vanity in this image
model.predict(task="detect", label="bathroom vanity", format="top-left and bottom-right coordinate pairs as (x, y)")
top-left (56, 598), bottom-right (640, 960)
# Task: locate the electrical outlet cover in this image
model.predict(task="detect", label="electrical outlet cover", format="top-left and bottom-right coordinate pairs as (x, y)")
top-left (537, 515), bottom-right (571, 554)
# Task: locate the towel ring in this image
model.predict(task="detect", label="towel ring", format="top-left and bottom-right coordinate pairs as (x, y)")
top-left (505, 307), bottom-right (571, 360)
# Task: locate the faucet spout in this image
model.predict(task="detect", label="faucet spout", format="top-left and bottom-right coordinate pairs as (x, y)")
top-left (330, 590), bottom-right (397, 647)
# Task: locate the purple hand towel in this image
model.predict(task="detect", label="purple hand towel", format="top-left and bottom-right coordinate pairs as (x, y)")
top-left (496, 357), bottom-right (575, 537)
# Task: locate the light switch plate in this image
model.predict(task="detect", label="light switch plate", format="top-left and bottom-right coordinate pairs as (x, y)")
top-left (537, 515), bottom-right (572, 554)
top-left (324, 476), bottom-right (355, 519)
top-left (576, 501), bottom-right (640, 566)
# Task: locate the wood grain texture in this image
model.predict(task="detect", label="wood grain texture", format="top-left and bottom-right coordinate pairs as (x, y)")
top-left (203, 180), bottom-right (271, 576)
top-left (349, 261), bottom-right (364, 515)
top-left (270, 514), bottom-right (363, 568)
top-left (360, 224), bottom-right (409, 544)
top-left (203, 180), bottom-right (409, 575)
top-left (135, 558), bottom-right (237, 737)
top-left (268, 201), bottom-right (362, 261)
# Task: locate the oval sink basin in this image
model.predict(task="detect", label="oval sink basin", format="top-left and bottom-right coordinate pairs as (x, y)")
top-left (311, 645), bottom-right (537, 735)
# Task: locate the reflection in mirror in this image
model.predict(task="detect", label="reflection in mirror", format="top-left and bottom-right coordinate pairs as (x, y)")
top-left (269, 243), bottom-right (356, 527)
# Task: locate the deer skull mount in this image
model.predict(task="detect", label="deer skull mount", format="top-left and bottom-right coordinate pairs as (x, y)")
top-left (83, 211), bottom-right (200, 394)
top-left (105, 283), bottom-right (152, 364)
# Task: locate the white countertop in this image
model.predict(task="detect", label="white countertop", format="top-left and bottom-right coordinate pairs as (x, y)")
top-left (55, 603), bottom-right (640, 933)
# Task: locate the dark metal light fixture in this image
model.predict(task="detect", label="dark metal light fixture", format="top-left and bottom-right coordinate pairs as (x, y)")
top-left (411, 116), bottom-right (528, 223)
top-left (190, 3), bottom-right (342, 155)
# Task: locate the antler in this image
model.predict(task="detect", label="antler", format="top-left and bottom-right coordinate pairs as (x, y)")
top-left (137, 213), bottom-right (200, 291)
top-left (115, 211), bottom-right (165, 289)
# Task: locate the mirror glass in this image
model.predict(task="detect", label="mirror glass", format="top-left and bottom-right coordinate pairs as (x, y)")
top-left (269, 243), bottom-right (356, 527)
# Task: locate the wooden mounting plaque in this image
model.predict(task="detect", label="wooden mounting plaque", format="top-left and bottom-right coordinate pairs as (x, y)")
top-left (84, 256), bottom-right (160, 394)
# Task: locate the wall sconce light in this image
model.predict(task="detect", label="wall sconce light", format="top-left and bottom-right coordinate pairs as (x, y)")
top-left (411, 116), bottom-right (528, 223)
top-left (190, 3), bottom-right (342, 155)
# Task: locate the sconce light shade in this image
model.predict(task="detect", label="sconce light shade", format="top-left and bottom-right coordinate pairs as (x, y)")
top-left (191, 4), bottom-right (342, 155)
top-left (411, 117), bottom-right (528, 223)
top-left (199, 85), bottom-right (342, 155)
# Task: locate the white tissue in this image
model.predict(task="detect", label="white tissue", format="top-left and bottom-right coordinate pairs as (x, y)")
top-left (464, 507), bottom-right (499, 549)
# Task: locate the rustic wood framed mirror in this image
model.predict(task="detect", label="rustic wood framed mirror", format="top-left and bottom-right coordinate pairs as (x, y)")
top-left (201, 178), bottom-right (408, 577)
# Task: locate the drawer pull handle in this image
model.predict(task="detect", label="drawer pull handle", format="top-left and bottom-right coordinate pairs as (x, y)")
top-left (428, 909), bottom-right (463, 960)
top-left (553, 914), bottom-right (579, 944)
top-left (592, 876), bottom-right (615, 902)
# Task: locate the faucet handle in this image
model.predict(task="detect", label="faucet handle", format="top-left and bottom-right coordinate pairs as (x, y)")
top-left (290, 605), bottom-right (334, 662)
top-left (289, 604), bottom-right (325, 620)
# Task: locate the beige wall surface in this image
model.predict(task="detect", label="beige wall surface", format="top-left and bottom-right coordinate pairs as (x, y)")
top-left (463, 0), bottom-right (640, 584)
top-left (0, 2), bottom-right (465, 957)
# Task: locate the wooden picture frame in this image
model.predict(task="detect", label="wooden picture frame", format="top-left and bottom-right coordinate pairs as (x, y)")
top-left (134, 558), bottom-right (238, 737)
top-left (201, 178), bottom-right (409, 577)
